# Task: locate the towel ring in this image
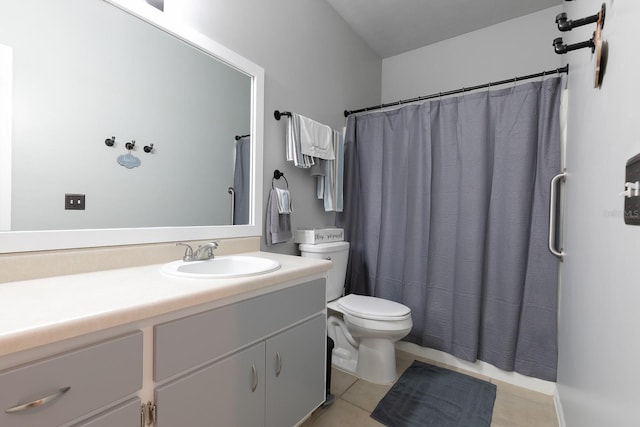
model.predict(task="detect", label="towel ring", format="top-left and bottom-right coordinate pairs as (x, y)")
top-left (272, 169), bottom-right (289, 189)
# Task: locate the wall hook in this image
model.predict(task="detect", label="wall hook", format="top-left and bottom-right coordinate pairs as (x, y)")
top-left (556, 3), bottom-right (605, 32)
top-left (125, 140), bottom-right (136, 150)
top-left (143, 144), bottom-right (154, 153)
top-left (104, 136), bottom-right (116, 147)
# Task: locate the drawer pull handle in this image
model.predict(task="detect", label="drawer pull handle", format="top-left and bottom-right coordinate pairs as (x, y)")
top-left (251, 365), bottom-right (258, 392)
top-left (275, 352), bottom-right (282, 377)
top-left (5, 386), bottom-right (71, 413)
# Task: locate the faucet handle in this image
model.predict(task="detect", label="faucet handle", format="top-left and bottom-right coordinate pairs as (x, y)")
top-left (176, 242), bottom-right (194, 261)
top-left (194, 241), bottom-right (219, 260)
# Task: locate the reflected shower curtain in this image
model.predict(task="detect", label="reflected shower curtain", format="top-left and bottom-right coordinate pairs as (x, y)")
top-left (233, 136), bottom-right (250, 225)
top-left (336, 78), bottom-right (562, 381)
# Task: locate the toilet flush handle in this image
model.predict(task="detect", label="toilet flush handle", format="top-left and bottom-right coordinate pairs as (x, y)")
top-left (325, 256), bottom-right (331, 261)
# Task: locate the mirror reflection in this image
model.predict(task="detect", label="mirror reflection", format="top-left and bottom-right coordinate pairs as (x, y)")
top-left (0, 0), bottom-right (252, 232)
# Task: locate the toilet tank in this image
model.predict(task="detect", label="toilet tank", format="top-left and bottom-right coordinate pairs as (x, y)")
top-left (299, 241), bottom-right (350, 302)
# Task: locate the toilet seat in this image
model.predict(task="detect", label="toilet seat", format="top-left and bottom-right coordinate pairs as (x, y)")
top-left (336, 294), bottom-right (411, 321)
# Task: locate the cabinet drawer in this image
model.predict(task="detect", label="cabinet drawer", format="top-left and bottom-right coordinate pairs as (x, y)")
top-left (0, 331), bottom-right (142, 427)
top-left (72, 398), bottom-right (141, 427)
top-left (155, 278), bottom-right (325, 381)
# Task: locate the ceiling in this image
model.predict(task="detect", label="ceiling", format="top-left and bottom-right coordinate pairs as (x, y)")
top-left (325, 0), bottom-right (562, 58)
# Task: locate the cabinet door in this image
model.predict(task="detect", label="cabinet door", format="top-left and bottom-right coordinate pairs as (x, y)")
top-left (155, 342), bottom-right (265, 427)
top-left (266, 314), bottom-right (326, 427)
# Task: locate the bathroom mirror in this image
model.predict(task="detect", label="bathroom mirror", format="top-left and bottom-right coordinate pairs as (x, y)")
top-left (0, 0), bottom-right (264, 252)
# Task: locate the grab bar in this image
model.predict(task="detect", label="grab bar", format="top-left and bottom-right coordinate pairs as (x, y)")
top-left (549, 171), bottom-right (567, 260)
top-left (228, 187), bottom-right (235, 224)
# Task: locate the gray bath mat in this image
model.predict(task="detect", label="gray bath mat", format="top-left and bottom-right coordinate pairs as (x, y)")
top-left (370, 360), bottom-right (496, 427)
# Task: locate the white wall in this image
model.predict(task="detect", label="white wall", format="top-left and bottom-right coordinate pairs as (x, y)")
top-left (167, 0), bottom-right (382, 255)
top-left (557, 1), bottom-right (640, 426)
top-left (382, 6), bottom-right (561, 103)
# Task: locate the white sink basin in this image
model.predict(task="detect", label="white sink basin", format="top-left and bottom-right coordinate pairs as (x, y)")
top-left (161, 255), bottom-right (281, 279)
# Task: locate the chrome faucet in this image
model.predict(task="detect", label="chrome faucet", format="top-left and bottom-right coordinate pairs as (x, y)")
top-left (176, 241), bottom-right (219, 261)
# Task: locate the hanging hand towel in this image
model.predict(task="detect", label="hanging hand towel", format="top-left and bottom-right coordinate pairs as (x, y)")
top-left (323, 130), bottom-right (344, 212)
top-left (266, 189), bottom-right (292, 246)
top-left (275, 187), bottom-right (293, 214)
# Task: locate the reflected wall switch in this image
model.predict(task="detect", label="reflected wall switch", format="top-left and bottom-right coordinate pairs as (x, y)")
top-left (65, 193), bottom-right (86, 210)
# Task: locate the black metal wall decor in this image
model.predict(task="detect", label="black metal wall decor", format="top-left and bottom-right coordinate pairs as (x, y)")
top-left (555, 4), bottom-right (605, 32)
top-left (553, 3), bottom-right (606, 87)
top-left (553, 4), bottom-right (605, 55)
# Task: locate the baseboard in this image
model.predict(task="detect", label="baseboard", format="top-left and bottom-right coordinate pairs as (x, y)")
top-left (396, 341), bottom-right (557, 395)
top-left (554, 384), bottom-right (566, 427)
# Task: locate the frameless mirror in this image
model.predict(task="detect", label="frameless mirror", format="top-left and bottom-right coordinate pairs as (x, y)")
top-left (0, 0), bottom-right (264, 252)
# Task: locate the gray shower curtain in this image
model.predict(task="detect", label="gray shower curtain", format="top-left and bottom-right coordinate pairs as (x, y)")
top-left (336, 78), bottom-right (562, 381)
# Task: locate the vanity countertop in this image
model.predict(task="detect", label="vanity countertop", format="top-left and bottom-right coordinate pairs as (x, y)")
top-left (0, 251), bottom-right (331, 357)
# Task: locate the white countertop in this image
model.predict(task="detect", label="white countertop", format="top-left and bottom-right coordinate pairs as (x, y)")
top-left (0, 251), bottom-right (331, 357)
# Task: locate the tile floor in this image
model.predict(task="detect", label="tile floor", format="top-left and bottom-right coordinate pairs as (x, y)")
top-left (301, 351), bottom-right (558, 427)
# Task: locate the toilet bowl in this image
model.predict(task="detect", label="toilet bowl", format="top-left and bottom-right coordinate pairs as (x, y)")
top-left (299, 241), bottom-right (413, 384)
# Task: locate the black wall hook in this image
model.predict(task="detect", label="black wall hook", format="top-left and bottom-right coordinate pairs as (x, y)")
top-left (125, 140), bottom-right (136, 150)
top-left (105, 136), bottom-right (116, 147)
top-left (143, 144), bottom-right (154, 153)
top-left (556, 4), bottom-right (605, 32)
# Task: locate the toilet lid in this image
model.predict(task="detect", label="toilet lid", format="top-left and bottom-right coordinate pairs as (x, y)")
top-left (337, 294), bottom-right (411, 321)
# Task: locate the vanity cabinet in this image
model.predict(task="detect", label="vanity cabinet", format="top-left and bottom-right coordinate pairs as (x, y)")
top-left (153, 279), bottom-right (326, 427)
top-left (0, 331), bottom-right (142, 427)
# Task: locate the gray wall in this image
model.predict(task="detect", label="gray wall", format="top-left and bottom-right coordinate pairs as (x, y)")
top-left (167, 0), bottom-right (382, 255)
top-left (382, 6), bottom-right (562, 102)
top-left (557, 1), bottom-right (640, 425)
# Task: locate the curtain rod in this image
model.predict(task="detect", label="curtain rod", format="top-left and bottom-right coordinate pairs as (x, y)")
top-left (344, 65), bottom-right (569, 117)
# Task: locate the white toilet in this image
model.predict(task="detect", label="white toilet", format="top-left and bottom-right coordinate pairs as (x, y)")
top-left (299, 241), bottom-right (413, 384)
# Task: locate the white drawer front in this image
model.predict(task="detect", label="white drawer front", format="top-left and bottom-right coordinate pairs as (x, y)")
top-left (0, 331), bottom-right (142, 427)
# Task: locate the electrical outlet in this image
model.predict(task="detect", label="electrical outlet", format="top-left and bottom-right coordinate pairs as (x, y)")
top-left (65, 193), bottom-right (86, 210)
